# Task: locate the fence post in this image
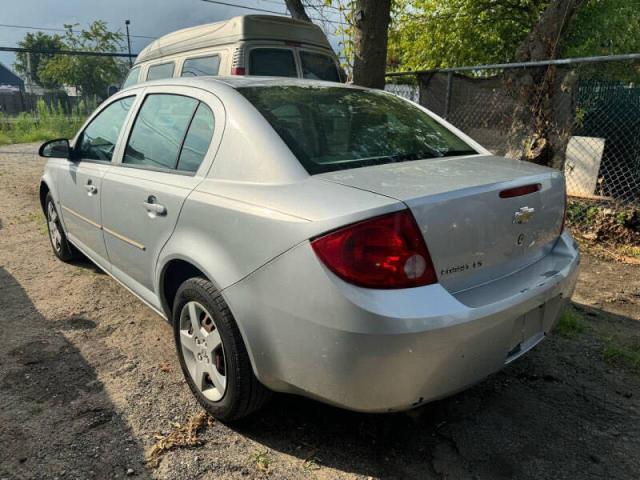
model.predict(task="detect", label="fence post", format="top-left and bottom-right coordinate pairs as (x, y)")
top-left (443, 71), bottom-right (453, 120)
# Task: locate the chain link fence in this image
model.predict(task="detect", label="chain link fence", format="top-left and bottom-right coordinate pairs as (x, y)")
top-left (388, 54), bottom-right (640, 249)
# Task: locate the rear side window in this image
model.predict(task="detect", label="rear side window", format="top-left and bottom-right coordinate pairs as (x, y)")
top-left (181, 56), bottom-right (220, 77)
top-left (123, 94), bottom-right (215, 173)
top-left (300, 51), bottom-right (339, 82)
top-left (124, 94), bottom-right (197, 170)
top-left (76, 97), bottom-right (134, 161)
top-left (146, 62), bottom-right (175, 81)
top-left (239, 86), bottom-right (476, 174)
top-left (122, 67), bottom-right (140, 88)
top-left (249, 49), bottom-right (297, 77)
top-left (177, 103), bottom-right (215, 172)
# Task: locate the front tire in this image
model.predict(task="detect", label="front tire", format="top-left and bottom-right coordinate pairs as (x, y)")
top-left (45, 192), bottom-right (78, 262)
top-left (172, 277), bottom-right (270, 422)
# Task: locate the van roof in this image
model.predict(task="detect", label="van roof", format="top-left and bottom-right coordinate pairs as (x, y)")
top-left (135, 15), bottom-right (333, 65)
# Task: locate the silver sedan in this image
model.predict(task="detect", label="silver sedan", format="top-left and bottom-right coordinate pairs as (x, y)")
top-left (38, 77), bottom-right (579, 421)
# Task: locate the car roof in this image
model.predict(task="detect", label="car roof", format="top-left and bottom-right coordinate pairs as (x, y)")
top-left (121, 75), bottom-right (367, 93)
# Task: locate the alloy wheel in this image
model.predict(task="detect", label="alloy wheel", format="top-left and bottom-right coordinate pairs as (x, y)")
top-left (179, 301), bottom-right (227, 401)
top-left (47, 202), bottom-right (62, 253)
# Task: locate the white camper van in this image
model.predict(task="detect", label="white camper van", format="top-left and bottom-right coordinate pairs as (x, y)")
top-left (122, 15), bottom-right (343, 88)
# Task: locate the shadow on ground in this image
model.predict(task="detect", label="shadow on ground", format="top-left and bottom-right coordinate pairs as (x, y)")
top-left (0, 267), bottom-right (148, 480)
top-left (234, 302), bottom-right (640, 479)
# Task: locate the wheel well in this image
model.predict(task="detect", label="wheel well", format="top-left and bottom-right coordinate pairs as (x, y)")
top-left (161, 259), bottom-right (207, 319)
top-left (39, 182), bottom-right (50, 212)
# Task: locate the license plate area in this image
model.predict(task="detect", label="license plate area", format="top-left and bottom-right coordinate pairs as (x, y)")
top-left (506, 304), bottom-right (545, 363)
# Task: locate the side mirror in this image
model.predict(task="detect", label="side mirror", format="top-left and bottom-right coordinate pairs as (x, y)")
top-left (39, 138), bottom-right (71, 159)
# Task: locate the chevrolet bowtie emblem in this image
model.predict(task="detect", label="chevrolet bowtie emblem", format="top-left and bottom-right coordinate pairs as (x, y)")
top-left (513, 206), bottom-right (535, 224)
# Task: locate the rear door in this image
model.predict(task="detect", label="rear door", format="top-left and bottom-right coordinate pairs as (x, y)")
top-left (100, 86), bottom-right (223, 306)
top-left (58, 95), bottom-right (136, 269)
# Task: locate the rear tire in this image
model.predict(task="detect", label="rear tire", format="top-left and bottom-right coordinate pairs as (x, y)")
top-left (172, 277), bottom-right (270, 422)
top-left (45, 192), bottom-right (78, 262)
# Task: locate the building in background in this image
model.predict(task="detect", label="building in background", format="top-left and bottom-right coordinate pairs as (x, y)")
top-left (0, 62), bottom-right (24, 92)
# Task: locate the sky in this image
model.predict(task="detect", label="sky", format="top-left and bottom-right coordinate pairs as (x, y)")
top-left (0, 0), bottom-right (345, 72)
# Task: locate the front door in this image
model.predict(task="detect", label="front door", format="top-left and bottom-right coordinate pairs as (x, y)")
top-left (58, 96), bottom-right (136, 269)
top-left (100, 92), bottom-right (217, 307)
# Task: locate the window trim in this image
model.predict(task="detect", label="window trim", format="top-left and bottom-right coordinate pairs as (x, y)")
top-left (180, 54), bottom-right (221, 77)
top-left (120, 92), bottom-right (201, 175)
top-left (73, 95), bottom-right (137, 164)
top-left (145, 61), bottom-right (176, 81)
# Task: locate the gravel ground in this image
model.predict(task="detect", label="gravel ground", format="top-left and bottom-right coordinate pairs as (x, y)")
top-left (1, 143), bottom-right (639, 480)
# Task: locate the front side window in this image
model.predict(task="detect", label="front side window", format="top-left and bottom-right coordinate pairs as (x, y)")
top-left (75, 97), bottom-right (134, 161)
top-left (249, 48), bottom-right (297, 77)
top-left (122, 67), bottom-right (140, 88)
top-left (146, 62), bottom-right (175, 81)
top-left (181, 56), bottom-right (221, 77)
top-left (300, 51), bottom-right (339, 82)
top-left (124, 94), bottom-right (198, 170)
top-left (239, 86), bottom-right (476, 174)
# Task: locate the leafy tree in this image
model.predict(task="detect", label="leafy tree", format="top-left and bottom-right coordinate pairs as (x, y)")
top-left (39, 21), bottom-right (126, 98)
top-left (14, 31), bottom-right (64, 89)
top-left (387, 0), bottom-right (640, 72)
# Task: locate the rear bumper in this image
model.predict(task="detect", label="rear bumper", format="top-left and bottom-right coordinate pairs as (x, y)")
top-left (224, 231), bottom-right (580, 412)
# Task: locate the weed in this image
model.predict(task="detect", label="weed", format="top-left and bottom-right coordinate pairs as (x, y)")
top-left (250, 449), bottom-right (272, 473)
top-left (554, 308), bottom-right (585, 337)
top-left (618, 245), bottom-right (640, 258)
top-left (146, 412), bottom-right (213, 467)
top-left (604, 340), bottom-right (640, 372)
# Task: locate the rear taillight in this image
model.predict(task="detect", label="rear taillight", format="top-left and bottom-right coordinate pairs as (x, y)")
top-left (311, 210), bottom-right (437, 289)
top-left (231, 67), bottom-right (246, 75)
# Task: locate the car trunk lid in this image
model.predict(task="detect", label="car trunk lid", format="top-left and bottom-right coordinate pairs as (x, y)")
top-left (317, 155), bottom-right (565, 293)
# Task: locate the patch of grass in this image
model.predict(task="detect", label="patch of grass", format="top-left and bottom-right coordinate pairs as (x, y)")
top-left (554, 308), bottom-right (585, 337)
top-left (604, 340), bottom-right (640, 373)
top-left (250, 449), bottom-right (272, 474)
top-left (618, 245), bottom-right (640, 259)
top-left (0, 98), bottom-right (92, 146)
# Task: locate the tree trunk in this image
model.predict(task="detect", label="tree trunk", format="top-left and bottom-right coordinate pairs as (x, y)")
top-left (284, 0), bottom-right (312, 23)
top-left (507, 0), bottom-right (585, 168)
top-left (352, 0), bottom-right (392, 89)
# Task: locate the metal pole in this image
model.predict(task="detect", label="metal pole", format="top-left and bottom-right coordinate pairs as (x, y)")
top-left (443, 71), bottom-right (453, 120)
top-left (125, 20), bottom-right (133, 67)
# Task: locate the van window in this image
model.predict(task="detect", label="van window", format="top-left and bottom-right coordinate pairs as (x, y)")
top-left (181, 56), bottom-right (221, 77)
top-left (146, 62), bottom-right (175, 81)
top-left (124, 94), bottom-right (198, 170)
top-left (300, 51), bottom-right (340, 82)
top-left (249, 48), bottom-right (297, 77)
top-left (177, 103), bottom-right (215, 172)
top-left (122, 67), bottom-right (140, 88)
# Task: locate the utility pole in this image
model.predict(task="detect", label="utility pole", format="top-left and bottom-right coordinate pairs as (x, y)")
top-left (125, 19), bottom-right (133, 67)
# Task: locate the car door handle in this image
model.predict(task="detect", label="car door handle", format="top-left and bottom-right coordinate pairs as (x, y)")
top-left (142, 196), bottom-right (167, 216)
top-left (85, 181), bottom-right (97, 195)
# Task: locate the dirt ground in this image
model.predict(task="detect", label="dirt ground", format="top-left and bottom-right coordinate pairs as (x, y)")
top-left (1, 143), bottom-right (639, 480)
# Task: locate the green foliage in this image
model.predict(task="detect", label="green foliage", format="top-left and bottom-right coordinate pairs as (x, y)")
top-left (386, 0), bottom-right (640, 72)
top-left (14, 31), bottom-right (64, 89)
top-left (554, 308), bottom-right (585, 337)
top-left (604, 340), bottom-right (640, 372)
top-left (0, 99), bottom-right (93, 146)
top-left (38, 21), bottom-right (127, 97)
top-left (387, 0), bottom-right (548, 71)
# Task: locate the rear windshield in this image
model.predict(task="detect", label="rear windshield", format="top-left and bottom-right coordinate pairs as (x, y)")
top-left (238, 86), bottom-right (477, 174)
top-left (249, 48), bottom-right (297, 77)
